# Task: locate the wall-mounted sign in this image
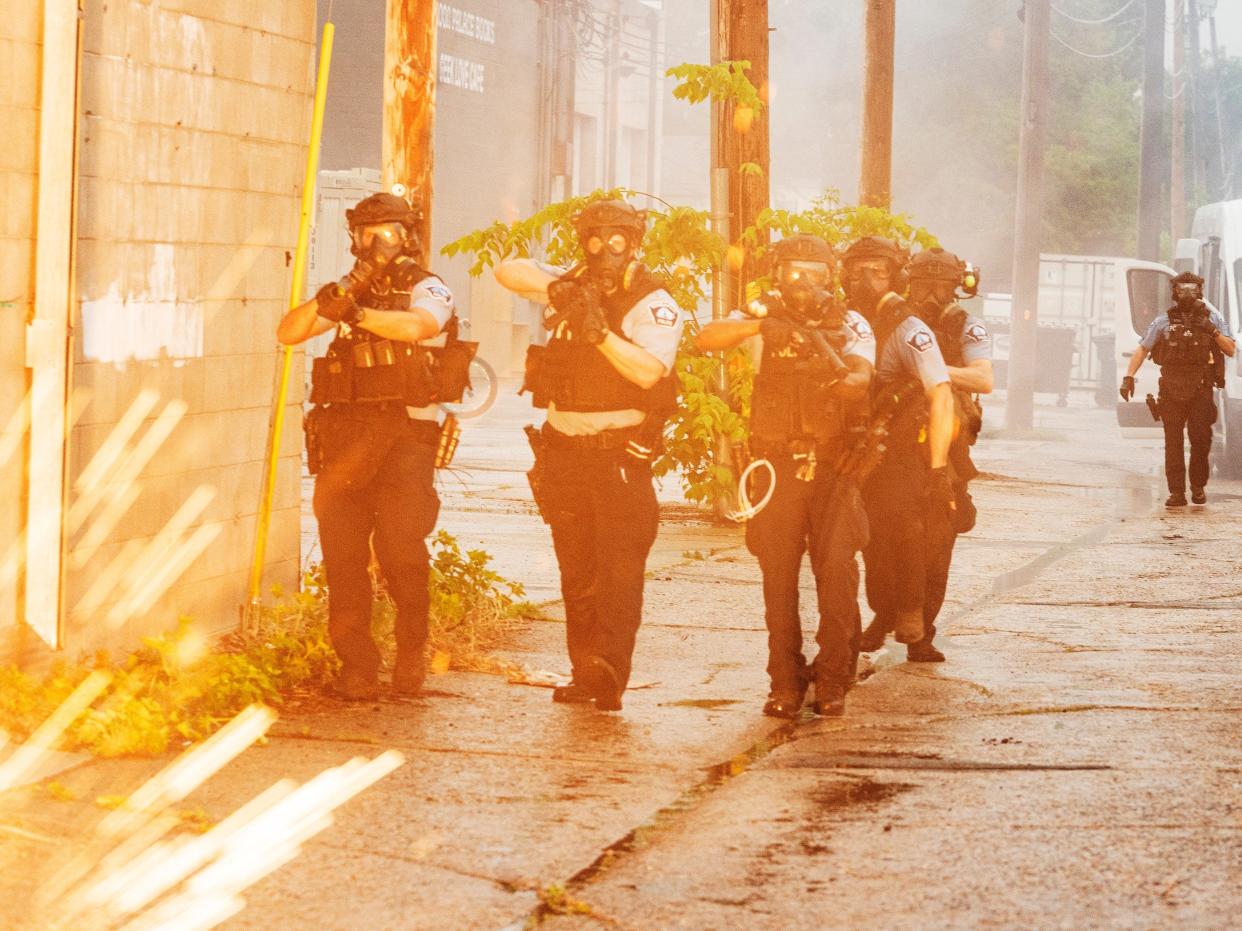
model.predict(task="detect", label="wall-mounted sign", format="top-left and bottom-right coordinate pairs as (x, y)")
top-left (438, 4), bottom-right (497, 44)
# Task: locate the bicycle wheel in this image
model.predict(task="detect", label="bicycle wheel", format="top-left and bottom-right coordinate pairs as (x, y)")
top-left (440, 356), bottom-right (498, 419)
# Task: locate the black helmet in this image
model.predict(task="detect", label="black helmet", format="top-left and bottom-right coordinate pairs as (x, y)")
top-left (346, 192), bottom-right (421, 231)
top-left (1171, 271), bottom-right (1205, 304)
top-left (770, 234), bottom-right (835, 267)
top-left (841, 236), bottom-right (906, 271)
top-left (573, 199), bottom-right (646, 239)
top-left (908, 247), bottom-right (965, 283)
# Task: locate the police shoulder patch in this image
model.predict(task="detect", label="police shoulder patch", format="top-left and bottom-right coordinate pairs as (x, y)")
top-left (846, 313), bottom-right (875, 342)
top-left (964, 321), bottom-right (989, 343)
top-left (424, 284), bottom-right (454, 304)
top-left (649, 302), bottom-right (679, 328)
top-left (907, 327), bottom-right (935, 353)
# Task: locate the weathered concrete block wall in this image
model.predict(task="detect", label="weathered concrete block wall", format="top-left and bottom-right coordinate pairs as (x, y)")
top-left (0, 5), bottom-right (41, 641)
top-left (64, 0), bottom-right (316, 652)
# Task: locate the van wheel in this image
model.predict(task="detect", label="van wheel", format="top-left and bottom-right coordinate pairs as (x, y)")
top-left (1216, 396), bottom-right (1242, 478)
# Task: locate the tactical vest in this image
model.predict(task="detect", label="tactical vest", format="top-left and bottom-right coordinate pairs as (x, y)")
top-left (750, 326), bottom-right (862, 450)
top-left (869, 295), bottom-right (930, 450)
top-left (1152, 303), bottom-right (1217, 402)
top-left (309, 257), bottom-right (477, 407)
top-left (525, 263), bottom-right (678, 413)
top-left (928, 303), bottom-right (985, 455)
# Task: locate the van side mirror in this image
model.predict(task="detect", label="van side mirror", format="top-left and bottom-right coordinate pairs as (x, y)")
top-left (1173, 237), bottom-right (1202, 275)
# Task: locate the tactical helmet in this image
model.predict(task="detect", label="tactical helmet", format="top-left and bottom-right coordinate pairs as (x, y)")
top-left (573, 199), bottom-right (647, 239)
top-left (770, 234), bottom-right (835, 268)
top-left (908, 247), bottom-right (965, 283)
top-left (841, 236), bottom-right (906, 271)
top-left (346, 192), bottom-right (422, 231)
top-left (1171, 271), bottom-right (1205, 289)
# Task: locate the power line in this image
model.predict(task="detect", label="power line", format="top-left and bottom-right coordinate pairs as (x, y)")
top-left (1052, 0), bottom-right (1138, 25)
top-left (1051, 27), bottom-right (1142, 58)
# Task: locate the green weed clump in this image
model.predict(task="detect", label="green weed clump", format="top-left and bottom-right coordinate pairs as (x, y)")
top-left (0, 533), bottom-right (534, 758)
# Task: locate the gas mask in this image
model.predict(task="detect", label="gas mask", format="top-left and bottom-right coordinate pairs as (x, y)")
top-left (1173, 281), bottom-right (1203, 306)
top-left (350, 221), bottom-right (408, 264)
top-left (844, 260), bottom-right (893, 316)
top-left (908, 279), bottom-right (956, 321)
top-left (582, 226), bottom-right (636, 293)
top-left (775, 260), bottom-right (832, 323)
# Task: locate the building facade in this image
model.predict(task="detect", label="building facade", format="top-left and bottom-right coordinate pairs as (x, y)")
top-left (1, 0), bottom-right (316, 659)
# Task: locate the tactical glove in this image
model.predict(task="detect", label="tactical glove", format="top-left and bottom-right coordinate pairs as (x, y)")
top-left (316, 262), bottom-right (376, 323)
top-left (1119, 375), bottom-right (1135, 401)
top-left (760, 317), bottom-right (796, 352)
top-left (927, 466), bottom-right (955, 511)
top-left (578, 299), bottom-right (609, 345)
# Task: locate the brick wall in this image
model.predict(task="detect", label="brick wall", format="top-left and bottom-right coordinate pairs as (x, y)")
top-left (0, 4), bottom-right (41, 642)
top-left (61, 0), bottom-right (317, 652)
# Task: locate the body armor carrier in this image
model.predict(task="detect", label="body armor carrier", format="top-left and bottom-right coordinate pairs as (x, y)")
top-left (1152, 301), bottom-right (1219, 403)
top-left (750, 324), bottom-right (864, 453)
top-left (869, 294), bottom-right (929, 451)
top-left (925, 302), bottom-right (984, 483)
top-left (309, 257), bottom-right (476, 407)
top-left (524, 263), bottom-right (678, 413)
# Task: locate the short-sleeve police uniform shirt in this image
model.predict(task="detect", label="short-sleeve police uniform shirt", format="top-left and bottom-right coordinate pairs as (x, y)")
top-left (876, 313), bottom-right (951, 391)
top-left (357, 272), bottom-right (454, 421)
top-left (545, 273), bottom-right (687, 436)
top-left (1140, 302), bottom-right (1231, 352)
top-left (958, 313), bottom-right (994, 364)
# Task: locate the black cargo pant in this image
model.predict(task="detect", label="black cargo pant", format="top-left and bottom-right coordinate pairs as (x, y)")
top-left (745, 457), bottom-right (869, 696)
top-left (312, 404), bottom-right (441, 683)
top-left (542, 430), bottom-right (659, 692)
top-left (862, 442), bottom-right (957, 646)
top-left (1158, 386), bottom-right (1216, 494)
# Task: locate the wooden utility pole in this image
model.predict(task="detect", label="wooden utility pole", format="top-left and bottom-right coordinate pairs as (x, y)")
top-left (1187, 0), bottom-right (1205, 199)
top-left (709, 0), bottom-right (729, 321)
top-left (383, 0), bottom-right (437, 265)
top-left (1005, 0), bottom-right (1051, 432)
top-left (1137, 0), bottom-right (1166, 262)
top-left (1172, 0), bottom-right (1187, 243)
top-left (1207, 11), bottom-right (1230, 199)
top-left (724, 0), bottom-right (770, 306)
top-left (859, 0), bottom-right (895, 209)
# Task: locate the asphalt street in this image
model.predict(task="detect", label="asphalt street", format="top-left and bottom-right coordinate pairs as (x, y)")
top-left (3, 385), bottom-right (1239, 929)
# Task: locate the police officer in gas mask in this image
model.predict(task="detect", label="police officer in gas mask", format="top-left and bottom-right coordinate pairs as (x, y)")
top-left (1121, 271), bottom-right (1235, 507)
top-left (277, 192), bottom-right (475, 700)
top-left (493, 200), bottom-right (684, 712)
top-left (891, 247), bottom-right (994, 663)
top-left (841, 237), bottom-right (956, 663)
top-left (698, 234), bottom-right (875, 718)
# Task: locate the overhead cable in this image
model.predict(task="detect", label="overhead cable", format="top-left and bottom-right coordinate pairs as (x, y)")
top-left (1051, 28), bottom-right (1142, 58)
top-left (1052, 0), bottom-right (1138, 25)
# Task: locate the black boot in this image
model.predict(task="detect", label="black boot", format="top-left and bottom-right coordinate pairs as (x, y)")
top-left (581, 655), bottom-right (623, 711)
top-left (552, 681), bottom-right (595, 704)
top-left (763, 687), bottom-right (807, 719)
top-left (907, 640), bottom-right (946, 663)
top-left (392, 651), bottom-right (426, 697)
top-left (859, 616), bottom-right (890, 652)
top-left (1191, 487), bottom-right (1206, 505)
top-left (812, 680), bottom-right (847, 717)
top-left (1165, 492), bottom-right (1187, 508)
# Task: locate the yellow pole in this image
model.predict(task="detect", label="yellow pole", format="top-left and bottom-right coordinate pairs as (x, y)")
top-left (246, 22), bottom-right (335, 620)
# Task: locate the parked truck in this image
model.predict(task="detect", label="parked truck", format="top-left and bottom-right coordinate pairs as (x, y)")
top-left (1113, 199), bottom-right (1242, 475)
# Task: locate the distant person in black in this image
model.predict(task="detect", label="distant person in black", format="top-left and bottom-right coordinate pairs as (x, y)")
top-left (1121, 272), bottom-right (1235, 507)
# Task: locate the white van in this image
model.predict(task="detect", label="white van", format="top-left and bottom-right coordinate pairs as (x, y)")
top-left (1113, 199), bottom-right (1242, 475)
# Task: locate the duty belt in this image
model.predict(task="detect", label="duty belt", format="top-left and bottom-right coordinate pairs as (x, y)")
top-left (749, 437), bottom-right (846, 462)
top-left (541, 424), bottom-right (636, 452)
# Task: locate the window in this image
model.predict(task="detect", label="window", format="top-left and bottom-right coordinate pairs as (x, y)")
top-left (1126, 268), bottom-right (1171, 337)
